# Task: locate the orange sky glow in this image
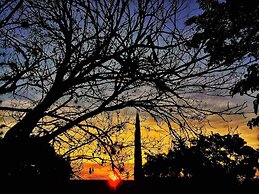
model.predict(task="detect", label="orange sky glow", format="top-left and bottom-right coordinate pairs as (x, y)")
top-left (77, 113), bottom-right (259, 180)
top-left (1, 99), bottom-right (258, 181)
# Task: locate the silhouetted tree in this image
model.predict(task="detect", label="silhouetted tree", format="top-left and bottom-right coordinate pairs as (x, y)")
top-left (0, 0), bottom-right (24, 28)
top-left (0, 0), bottom-right (249, 181)
top-left (0, 0), bottom-right (32, 95)
top-left (0, 139), bottom-right (72, 181)
top-left (144, 133), bottom-right (259, 186)
top-left (134, 112), bottom-right (143, 181)
top-left (186, 0), bottom-right (259, 127)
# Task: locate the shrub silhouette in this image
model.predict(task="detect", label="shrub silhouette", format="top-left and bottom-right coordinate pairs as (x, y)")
top-left (0, 138), bottom-right (72, 182)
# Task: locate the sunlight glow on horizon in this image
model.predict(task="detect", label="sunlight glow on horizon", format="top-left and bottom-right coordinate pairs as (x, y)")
top-left (78, 112), bottom-right (259, 180)
top-left (1, 106), bottom-right (258, 181)
top-left (107, 170), bottom-right (122, 190)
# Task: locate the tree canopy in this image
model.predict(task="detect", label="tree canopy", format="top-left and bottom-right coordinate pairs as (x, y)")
top-left (143, 133), bottom-right (259, 185)
top-left (186, 0), bottom-right (259, 127)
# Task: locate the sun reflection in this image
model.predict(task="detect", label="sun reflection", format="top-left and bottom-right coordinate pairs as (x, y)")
top-left (107, 170), bottom-right (122, 190)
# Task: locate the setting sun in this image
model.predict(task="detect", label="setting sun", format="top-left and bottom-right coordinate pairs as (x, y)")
top-left (107, 170), bottom-right (122, 190)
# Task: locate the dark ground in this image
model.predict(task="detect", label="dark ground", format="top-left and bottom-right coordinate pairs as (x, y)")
top-left (2, 179), bottom-right (259, 194)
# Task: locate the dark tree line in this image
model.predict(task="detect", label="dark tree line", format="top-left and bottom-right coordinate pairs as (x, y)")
top-left (143, 133), bottom-right (259, 191)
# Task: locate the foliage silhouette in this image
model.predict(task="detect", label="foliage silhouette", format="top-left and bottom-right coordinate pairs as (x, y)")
top-left (186, 0), bottom-right (259, 127)
top-left (0, 138), bottom-right (72, 182)
top-left (143, 133), bottom-right (259, 188)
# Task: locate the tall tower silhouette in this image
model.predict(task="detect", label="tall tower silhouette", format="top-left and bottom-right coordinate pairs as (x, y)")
top-left (134, 112), bottom-right (143, 181)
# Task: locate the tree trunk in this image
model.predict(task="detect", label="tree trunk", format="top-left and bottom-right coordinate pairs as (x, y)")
top-left (4, 83), bottom-right (63, 141)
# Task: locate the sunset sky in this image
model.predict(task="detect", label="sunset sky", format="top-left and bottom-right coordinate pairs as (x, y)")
top-left (2, 95), bottom-right (257, 181)
top-left (77, 99), bottom-right (259, 180)
top-left (1, 78), bottom-right (258, 181)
